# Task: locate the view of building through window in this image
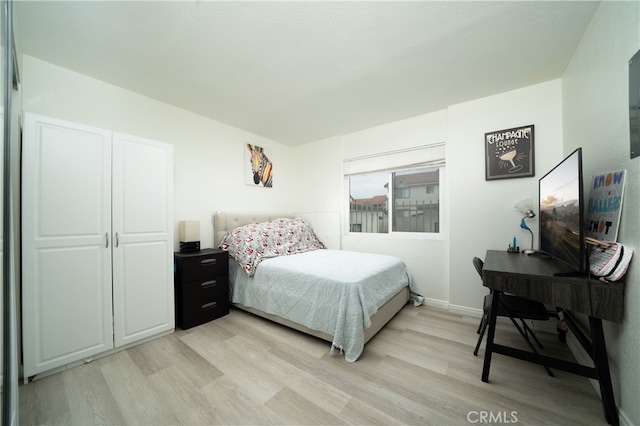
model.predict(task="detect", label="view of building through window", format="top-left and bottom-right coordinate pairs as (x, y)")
top-left (348, 167), bottom-right (440, 234)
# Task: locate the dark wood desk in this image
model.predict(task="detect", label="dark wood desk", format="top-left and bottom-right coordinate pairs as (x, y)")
top-left (481, 250), bottom-right (624, 426)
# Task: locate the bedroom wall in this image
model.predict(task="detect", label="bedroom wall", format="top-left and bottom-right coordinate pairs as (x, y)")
top-left (447, 80), bottom-right (564, 313)
top-left (20, 55), bottom-right (299, 251)
top-left (292, 83), bottom-right (564, 308)
top-left (561, 1), bottom-right (640, 424)
top-left (289, 135), bottom-right (343, 250)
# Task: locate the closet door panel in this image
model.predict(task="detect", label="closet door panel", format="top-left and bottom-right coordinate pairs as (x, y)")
top-left (36, 247), bottom-right (110, 363)
top-left (22, 113), bottom-right (113, 378)
top-left (115, 242), bottom-right (171, 341)
top-left (37, 126), bottom-right (106, 236)
top-left (112, 133), bottom-right (174, 347)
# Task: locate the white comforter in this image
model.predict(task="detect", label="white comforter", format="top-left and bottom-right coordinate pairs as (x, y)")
top-left (229, 249), bottom-right (412, 362)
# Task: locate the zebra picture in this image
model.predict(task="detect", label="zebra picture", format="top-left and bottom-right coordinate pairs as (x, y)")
top-left (246, 143), bottom-right (273, 187)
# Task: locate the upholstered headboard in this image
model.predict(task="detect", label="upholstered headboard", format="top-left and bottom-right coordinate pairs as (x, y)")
top-left (212, 212), bottom-right (295, 248)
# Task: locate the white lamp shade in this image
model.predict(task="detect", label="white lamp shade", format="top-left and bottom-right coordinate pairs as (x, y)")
top-left (514, 199), bottom-right (536, 218)
top-left (179, 220), bottom-right (200, 242)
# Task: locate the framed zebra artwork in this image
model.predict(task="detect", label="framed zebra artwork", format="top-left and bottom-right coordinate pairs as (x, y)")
top-left (245, 143), bottom-right (273, 188)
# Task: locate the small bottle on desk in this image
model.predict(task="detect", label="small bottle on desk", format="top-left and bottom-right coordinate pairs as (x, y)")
top-left (507, 236), bottom-right (520, 253)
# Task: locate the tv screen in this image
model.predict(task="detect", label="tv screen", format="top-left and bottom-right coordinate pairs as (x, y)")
top-left (538, 148), bottom-right (585, 273)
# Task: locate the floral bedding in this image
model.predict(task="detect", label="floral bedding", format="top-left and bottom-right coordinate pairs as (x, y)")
top-left (219, 217), bottom-right (325, 276)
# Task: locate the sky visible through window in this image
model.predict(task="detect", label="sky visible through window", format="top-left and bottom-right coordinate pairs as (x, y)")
top-left (350, 173), bottom-right (388, 199)
top-left (350, 167), bottom-right (438, 199)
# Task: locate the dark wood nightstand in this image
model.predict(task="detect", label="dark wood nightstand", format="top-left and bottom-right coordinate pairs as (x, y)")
top-left (174, 248), bottom-right (229, 329)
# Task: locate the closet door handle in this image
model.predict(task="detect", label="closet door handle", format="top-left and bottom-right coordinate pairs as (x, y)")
top-left (115, 232), bottom-right (119, 248)
top-left (105, 232), bottom-right (109, 248)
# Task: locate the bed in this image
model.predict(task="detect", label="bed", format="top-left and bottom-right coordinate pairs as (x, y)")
top-left (214, 213), bottom-right (415, 362)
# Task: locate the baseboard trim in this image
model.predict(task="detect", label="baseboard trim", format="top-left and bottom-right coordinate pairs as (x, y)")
top-left (422, 297), bottom-right (450, 311)
top-left (448, 303), bottom-right (483, 318)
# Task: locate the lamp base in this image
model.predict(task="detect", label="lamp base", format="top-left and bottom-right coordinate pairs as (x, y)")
top-left (179, 241), bottom-right (200, 253)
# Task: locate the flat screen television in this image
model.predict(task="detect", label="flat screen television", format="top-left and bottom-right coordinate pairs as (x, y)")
top-left (538, 148), bottom-right (586, 274)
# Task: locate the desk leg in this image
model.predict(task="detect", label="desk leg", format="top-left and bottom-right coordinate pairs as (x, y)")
top-left (590, 317), bottom-right (619, 426)
top-left (481, 291), bottom-right (500, 382)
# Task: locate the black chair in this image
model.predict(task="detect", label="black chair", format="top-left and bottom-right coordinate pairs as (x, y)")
top-left (472, 257), bottom-right (554, 377)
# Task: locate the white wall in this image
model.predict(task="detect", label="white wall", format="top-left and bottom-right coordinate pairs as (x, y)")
top-left (294, 83), bottom-right (564, 308)
top-left (562, 2), bottom-right (640, 425)
top-left (447, 80), bottom-right (564, 311)
top-left (290, 136), bottom-right (343, 249)
top-left (20, 56), bottom-right (297, 250)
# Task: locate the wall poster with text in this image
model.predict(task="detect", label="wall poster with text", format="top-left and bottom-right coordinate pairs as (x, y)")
top-left (484, 124), bottom-right (535, 180)
top-left (586, 169), bottom-right (626, 242)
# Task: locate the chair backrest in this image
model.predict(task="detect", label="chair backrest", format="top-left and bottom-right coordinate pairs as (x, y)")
top-left (473, 257), bottom-right (484, 279)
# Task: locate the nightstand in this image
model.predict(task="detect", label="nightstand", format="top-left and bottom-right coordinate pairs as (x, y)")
top-left (174, 248), bottom-right (229, 329)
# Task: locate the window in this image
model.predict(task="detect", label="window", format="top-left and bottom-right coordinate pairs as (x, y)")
top-left (396, 187), bottom-right (410, 199)
top-left (348, 166), bottom-right (441, 234)
top-left (348, 172), bottom-right (388, 233)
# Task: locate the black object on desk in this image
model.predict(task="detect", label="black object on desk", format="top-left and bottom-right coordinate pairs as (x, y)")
top-left (481, 250), bottom-right (624, 426)
top-left (174, 248), bottom-right (230, 329)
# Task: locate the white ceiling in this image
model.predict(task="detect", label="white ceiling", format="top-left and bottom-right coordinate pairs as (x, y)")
top-left (14, 1), bottom-right (599, 146)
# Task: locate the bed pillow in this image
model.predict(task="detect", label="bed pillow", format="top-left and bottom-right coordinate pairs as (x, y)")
top-left (219, 217), bottom-right (325, 276)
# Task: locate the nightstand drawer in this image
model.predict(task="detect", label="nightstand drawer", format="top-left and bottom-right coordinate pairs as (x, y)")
top-left (175, 249), bottom-right (229, 282)
top-left (178, 275), bottom-right (229, 306)
top-left (177, 299), bottom-right (229, 329)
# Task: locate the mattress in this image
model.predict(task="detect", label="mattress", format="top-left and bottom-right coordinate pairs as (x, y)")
top-left (229, 249), bottom-right (412, 362)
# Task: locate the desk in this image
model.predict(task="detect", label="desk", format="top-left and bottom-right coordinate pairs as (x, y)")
top-left (481, 250), bottom-right (624, 426)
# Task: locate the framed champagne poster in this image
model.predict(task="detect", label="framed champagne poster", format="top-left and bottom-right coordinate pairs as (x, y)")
top-left (485, 125), bottom-right (535, 180)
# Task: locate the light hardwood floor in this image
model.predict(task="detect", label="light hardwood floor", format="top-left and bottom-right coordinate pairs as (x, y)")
top-left (19, 305), bottom-right (608, 425)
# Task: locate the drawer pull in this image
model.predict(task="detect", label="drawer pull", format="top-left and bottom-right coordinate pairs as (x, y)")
top-left (201, 280), bottom-right (217, 288)
top-left (201, 302), bottom-right (217, 310)
top-left (201, 258), bottom-right (217, 265)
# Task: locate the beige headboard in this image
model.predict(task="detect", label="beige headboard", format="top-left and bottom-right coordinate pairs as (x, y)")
top-left (213, 212), bottom-right (295, 248)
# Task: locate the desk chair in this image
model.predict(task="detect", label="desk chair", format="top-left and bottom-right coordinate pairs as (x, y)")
top-left (472, 257), bottom-right (554, 377)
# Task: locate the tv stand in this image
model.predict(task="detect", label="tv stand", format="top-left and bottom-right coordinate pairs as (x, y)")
top-left (481, 250), bottom-right (624, 426)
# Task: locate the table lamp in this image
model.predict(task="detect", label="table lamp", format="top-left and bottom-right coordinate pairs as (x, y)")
top-left (179, 220), bottom-right (201, 252)
top-left (514, 199), bottom-right (536, 254)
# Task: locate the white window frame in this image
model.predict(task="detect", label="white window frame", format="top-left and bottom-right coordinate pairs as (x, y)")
top-left (345, 164), bottom-right (445, 239)
top-left (342, 142), bottom-right (446, 240)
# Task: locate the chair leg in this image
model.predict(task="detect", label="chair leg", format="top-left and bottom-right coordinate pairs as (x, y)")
top-left (474, 317), bottom-right (489, 356)
top-left (506, 314), bottom-right (554, 377)
top-left (476, 314), bottom-right (486, 334)
top-left (521, 319), bottom-right (544, 349)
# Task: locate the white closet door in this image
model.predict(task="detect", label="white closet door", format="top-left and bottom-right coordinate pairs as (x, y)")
top-left (22, 113), bottom-right (113, 378)
top-left (111, 133), bottom-right (174, 347)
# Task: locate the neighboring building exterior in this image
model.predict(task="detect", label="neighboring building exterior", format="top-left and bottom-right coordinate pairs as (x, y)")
top-left (392, 170), bottom-right (440, 233)
top-left (349, 169), bottom-right (440, 233)
top-left (349, 194), bottom-right (388, 233)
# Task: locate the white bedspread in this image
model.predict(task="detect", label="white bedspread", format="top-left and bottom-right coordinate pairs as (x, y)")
top-left (229, 249), bottom-right (412, 362)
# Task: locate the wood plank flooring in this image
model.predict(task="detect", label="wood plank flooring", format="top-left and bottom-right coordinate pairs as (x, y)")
top-left (19, 305), bottom-right (608, 425)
